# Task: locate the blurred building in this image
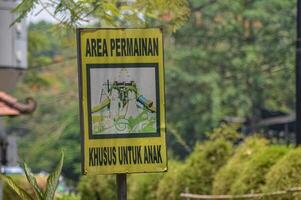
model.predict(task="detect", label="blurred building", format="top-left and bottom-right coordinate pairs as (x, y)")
top-left (0, 0), bottom-right (36, 169)
top-left (224, 109), bottom-right (296, 144)
top-left (0, 0), bottom-right (27, 92)
top-left (245, 109), bottom-right (296, 144)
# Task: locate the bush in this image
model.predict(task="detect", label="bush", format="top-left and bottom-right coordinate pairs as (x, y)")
top-left (159, 124), bottom-right (239, 198)
top-left (212, 136), bottom-right (268, 195)
top-left (182, 137), bottom-right (234, 195)
top-left (263, 148), bottom-right (301, 200)
top-left (206, 123), bottom-right (240, 142)
top-left (128, 173), bottom-right (163, 200)
top-left (56, 194), bottom-right (80, 200)
top-left (156, 137), bottom-right (233, 200)
top-left (230, 145), bottom-right (289, 195)
top-left (155, 161), bottom-right (185, 200)
top-left (77, 175), bottom-right (116, 200)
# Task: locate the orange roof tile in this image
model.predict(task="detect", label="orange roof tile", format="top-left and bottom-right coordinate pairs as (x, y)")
top-left (0, 92), bottom-right (36, 116)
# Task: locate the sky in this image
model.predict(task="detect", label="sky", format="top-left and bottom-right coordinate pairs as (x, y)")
top-left (27, 3), bottom-right (57, 23)
top-left (26, 3), bottom-right (91, 25)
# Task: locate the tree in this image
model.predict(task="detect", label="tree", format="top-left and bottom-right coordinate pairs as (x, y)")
top-left (8, 54), bottom-right (80, 181)
top-left (165, 0), bottom-right (296, 156)
top-left (7, 0), bottom-right (297, 181)
top-left (8, 0), bottom-right (191, 182)
top-left (14, 0), bottom-right (190, 32)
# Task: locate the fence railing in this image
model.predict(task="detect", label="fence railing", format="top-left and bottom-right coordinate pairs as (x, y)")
top-left (180, 187), bottom-right (301, 199)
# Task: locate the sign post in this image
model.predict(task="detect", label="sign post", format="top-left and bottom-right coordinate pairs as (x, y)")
top-left (76, 28), bottom-right (167, 198)
top-left (117, 173), bottom-right (127, 200)
top-left (296, 0), bottom-right (301, 146)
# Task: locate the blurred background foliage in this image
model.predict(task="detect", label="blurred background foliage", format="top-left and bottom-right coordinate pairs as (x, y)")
top-left (166, 0), bottom-right (295, 156)
top-left (4, 0), bottom-right (299, 199)
top-left (75, 126), bottom-right (300, 200)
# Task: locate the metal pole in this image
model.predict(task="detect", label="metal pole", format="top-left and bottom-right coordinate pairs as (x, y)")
top-left (116, 174), bottom-right (127, 200)
top-left (0, 119), bottom-right (6, 200)
top-left (296, 0), bottom-right (301, 146)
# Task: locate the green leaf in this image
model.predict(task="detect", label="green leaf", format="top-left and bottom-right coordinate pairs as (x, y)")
top-left (44, 151), bottom-right (64, 200)
top-left (105, 3), bottom-right (120, 17)
top-left (0, 174), bottom-right (34, 200)
top-left (11, 0), bottom-right (38, 25)
top-left (22, 162), bottom-right (44, 200)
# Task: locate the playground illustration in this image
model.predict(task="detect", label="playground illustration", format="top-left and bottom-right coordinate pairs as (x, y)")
top-left (90, 68), bottom-right (157, 135)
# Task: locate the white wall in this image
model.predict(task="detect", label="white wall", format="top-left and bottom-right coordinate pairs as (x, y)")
top-left (0, 0), bottom-right (27, 69)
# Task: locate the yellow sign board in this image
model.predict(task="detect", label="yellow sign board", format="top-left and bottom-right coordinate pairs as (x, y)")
top-left (76, 28), bottom-right (167, 175)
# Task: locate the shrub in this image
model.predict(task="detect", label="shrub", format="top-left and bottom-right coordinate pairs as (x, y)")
top-left (155, 160), bottom-right (185, 200)
top-left (206, 123), bottom-right (241, 142)
top-left (212, 136), bottom-right (268, 195)
top-left (77, 175), bottom-right (116, 200)
top-left (158, 124), bottom-right (239, 198)
top-left (155, 137), bottom-right (233, 200)
top-left (230, 145), bottom-right (289, 195)
top-left (263, 148), bottom-right (301, 200)
top-left (182, 137), bottom-right (234, 195)
top-left (56, 194), bottom-right (80, 200)
top-left (128, 173), bottom-right (163, 200)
